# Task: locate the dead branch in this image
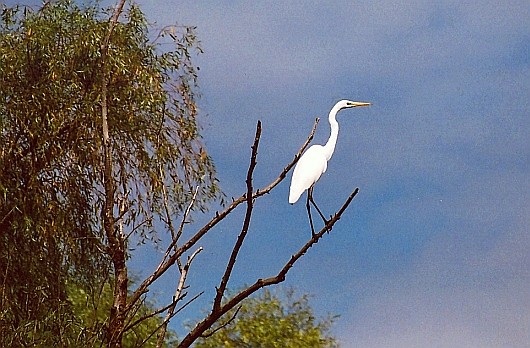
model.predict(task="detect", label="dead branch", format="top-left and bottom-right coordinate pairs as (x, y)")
top-left (155, 246), bottom-right (203, 348)
top-left (200, 306), bottom-right (242, 339)
top-left (175, 187), bottom-right (200, 252)
top-left (177, 187), bottom-right (360, 347)
top-left (155, 185), bottom-right (200, 286)
top-left (122, 183), bottom-right (202, 340)
top-left (213, 121), bottom-right (261, 312)
top-left (133, 291), bottom-right (204, 348)
top-left (127, 118), bottom-right (320, 312)
top-left (159, 163), bottom-right (178, 247)
top-left (123, 297), bottom-right (167, 334)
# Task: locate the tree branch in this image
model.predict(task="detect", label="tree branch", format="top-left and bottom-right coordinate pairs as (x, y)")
top-left (201, 306), bottom-right (242, 339)
top-left (177, 187), bottom-right (360, 347)
top-left (135, 291), bottom-right (204, 348)
top-left (156, 246), bottom-right (203, 348)
top-left (99, 1), bottom-right (128, 347)
top-left (213, 121), bottom-right (261, 312)
top-left (127, 118), bottom-right (320, 311)
top-left (156, 185), bottom-right (199, 285)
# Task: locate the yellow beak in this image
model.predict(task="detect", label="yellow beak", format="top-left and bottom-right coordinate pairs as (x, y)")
top-left (350, 102), bottom-right (371, 107)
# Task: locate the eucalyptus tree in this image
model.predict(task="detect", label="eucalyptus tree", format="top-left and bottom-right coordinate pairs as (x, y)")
top-left (0, 1), bottom-right (217, 346)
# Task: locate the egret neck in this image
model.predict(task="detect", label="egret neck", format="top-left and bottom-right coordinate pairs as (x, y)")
top-left (322, 102), bottom-right (342, 161)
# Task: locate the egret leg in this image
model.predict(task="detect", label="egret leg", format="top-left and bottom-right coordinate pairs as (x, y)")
top-left (305, 186), bottom-right (330, 237)
top-left (308, 186), bottom-right (328, 224)
top-left (305, 191), bottom-right (317, 236)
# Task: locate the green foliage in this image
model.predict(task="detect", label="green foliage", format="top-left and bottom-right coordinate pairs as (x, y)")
top-left (0, 280), bottom-right (177, 347)
top-left (67, 280), bottom-right (178, 347)
top-left (195, 289), bottom-right (339, 348)
top-left (0, 0), bottom-right (219, 345)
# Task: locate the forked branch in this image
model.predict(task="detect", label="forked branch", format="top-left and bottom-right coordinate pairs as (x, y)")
top-left (127, 118), bottom-right (320, 311)
top-left (177, 188), bottom-right (360, 348)
top-left (124, 116), bottom-right (360, 348)
top-left (155, 246), bottom-right (203, 348)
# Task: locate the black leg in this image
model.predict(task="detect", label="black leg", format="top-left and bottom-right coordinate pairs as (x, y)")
top-left (308, 186), bottom-right (328, 224)
top-left (305, 189), bottom-right (316, 236)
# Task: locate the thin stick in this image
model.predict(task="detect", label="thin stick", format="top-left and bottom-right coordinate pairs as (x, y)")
top-left (156, 246), bottom-right (203, 347)
top-left (213, 121), bottom-right (261, 312)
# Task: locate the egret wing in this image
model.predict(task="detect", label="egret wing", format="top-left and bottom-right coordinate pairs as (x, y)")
top-left (288, 145), bottom-right (327, 204)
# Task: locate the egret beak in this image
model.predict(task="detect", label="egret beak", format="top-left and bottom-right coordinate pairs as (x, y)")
top-left (350, 102), bottom-right (371, 107)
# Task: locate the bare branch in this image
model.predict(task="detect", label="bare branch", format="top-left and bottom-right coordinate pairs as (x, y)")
top-left (157, 186), bottom-right (200, 278)
top-left (213, 121), bottom-right (261, 312)
top-left (200, 306), bottom-right (242, 339)
top-left (134, 291), bottom-right (204, 348)
top-left (159, 170), bottom-right (199, 272)
top-left (156, 246), bottom-right (203, 347)
top-left (117, 115), bottom-right (358, 348)
top-left (260, 188), bottom-right (360, 285)
top-left (123, 243), bottom-right (202, 344)
top-left (124, 296), bottom-right (183, 346)
top-left (255, 118), bottom-right (320, 196)
top-left (173, 291), bottom-right (204, 318)
top-left (127, 118), bottom-right (320, 311)
top-left (122, 296), bottom-right (153, 333)
top-left (159, 164), bottom-right (178, 244)
top-left (175, 187), bottom-right (200, 249)
top-left (122, 288), bottom-right (182, 335)
top-left (161, 186), bottom-right (200, 265)
top-left (124, 217), bottom-right (153, 241)
top-left (177, 188), bottom-right (360, 347)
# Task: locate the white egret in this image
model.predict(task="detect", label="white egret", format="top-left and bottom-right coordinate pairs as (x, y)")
top-left (289, 100), bottom-right (371, 235)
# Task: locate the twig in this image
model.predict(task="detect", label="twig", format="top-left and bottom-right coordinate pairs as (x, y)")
top-left (173, 291), bottom-right (204, 317)
top-left (124, 217), bottom-right (153, 241)
top-left (175, 187), bottom-right (200, 249)
top-left (130, 294), bottom-right (186, 347)
top-left (137, 291), bottom-right (204, 348)
top-left (200, 306), bottom-right (242, 339)
top-left (160, 163), bottom-right (178, 243)
top-left (122, 286), bottom-right (185, 334)
top-left (161, 186), bottom-right (200, 269)
top-left (213, 121), bottom-right (261, 312)
top-left (156, 247), bottom-right (203, 348)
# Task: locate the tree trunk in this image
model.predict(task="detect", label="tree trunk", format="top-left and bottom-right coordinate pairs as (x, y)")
top-left (100, 3), bottom-right (127, 345)
top-left (107, 236), bottom-right (128, 348)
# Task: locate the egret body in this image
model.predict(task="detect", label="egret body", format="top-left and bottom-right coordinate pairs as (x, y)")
top-left (289, 100), bottom-right (370, 234)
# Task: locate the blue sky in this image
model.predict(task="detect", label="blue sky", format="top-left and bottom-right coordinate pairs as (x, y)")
top-left (8, 0), bottom-right (529, 346)
top-left (135, 2), bottom-right (529, 346)
top-left (136, 1), bottom-right (530, 346)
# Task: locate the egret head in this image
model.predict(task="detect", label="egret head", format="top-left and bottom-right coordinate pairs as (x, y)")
top-left (337, 99), bottom-right (371, 110)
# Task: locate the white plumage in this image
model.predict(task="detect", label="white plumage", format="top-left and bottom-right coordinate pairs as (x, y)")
top-left (288, 145), bottom-right (327, 204)
top-left (289, 99), bottom-right (370, 234)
